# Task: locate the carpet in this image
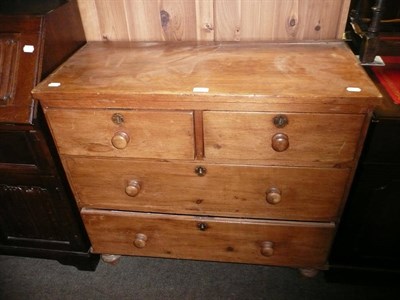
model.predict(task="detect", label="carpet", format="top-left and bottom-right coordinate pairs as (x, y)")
top-left (2, 255), bottom-right (400, 300)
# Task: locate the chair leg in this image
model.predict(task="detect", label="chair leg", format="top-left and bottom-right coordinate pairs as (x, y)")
top-left (359, 0), bottom-right (386, 63)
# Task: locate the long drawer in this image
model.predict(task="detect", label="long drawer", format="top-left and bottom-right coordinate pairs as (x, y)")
top-left (203, 111), bottom-right (365, 164)
top-left (66, 157), bottom-right (349, 221)
top-left (45, 109), bottom-right (195, 159)
top-left (82, 208), bottom-right (335, 268)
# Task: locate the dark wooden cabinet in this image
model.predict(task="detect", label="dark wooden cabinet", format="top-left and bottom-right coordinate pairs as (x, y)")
top-left (327, 88), bottom-right (400, 283)
top-left (327, 0), bottom-right (400, 283)
top-left (0, 0), bottom-right (98, 270)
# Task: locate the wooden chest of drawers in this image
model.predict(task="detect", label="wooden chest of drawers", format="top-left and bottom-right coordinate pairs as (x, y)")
top-left (32, 41), bottom-right (381, 274)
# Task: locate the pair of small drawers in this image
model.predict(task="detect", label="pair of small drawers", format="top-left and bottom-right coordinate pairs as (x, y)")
top-left (47, 108), bottom-right (364, 163)
top-left (46, 108), bottom-right (364, 267)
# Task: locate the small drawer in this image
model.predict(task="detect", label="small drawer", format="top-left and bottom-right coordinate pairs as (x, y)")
top-left (203, 111), bottom-right (365, 164)
top-left (45, 109), bottom-right (195, 159)
top-left (82, 209), bottom-right (335, 268)
top-left (66, 157), bottom-right (349, 221)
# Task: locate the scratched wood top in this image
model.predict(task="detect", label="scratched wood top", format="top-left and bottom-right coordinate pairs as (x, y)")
top-left (33, 41), bottom-right (381, 109)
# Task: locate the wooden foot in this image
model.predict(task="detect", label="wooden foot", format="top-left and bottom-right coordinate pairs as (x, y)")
top-left (299, 268), bottom-right (319, 278)
top-left (101, 254), bottom-right (121, 265)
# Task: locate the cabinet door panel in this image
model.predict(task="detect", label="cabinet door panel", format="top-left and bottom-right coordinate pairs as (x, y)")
top-left (0, 33), bottom-right (19, 106)
top-left (0, 175), bottom-right (82, 251)
top-left (0, 20), bottom-right (41, 123)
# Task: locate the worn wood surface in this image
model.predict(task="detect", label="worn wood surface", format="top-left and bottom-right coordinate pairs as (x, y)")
top-left (82, 208), bottom-right (335, 268)
top-left (33, 41), bottom-right (381, 270)
top-left (33, 42), bottom-right (381, 109)
top-left (77, 0), bottom-right (351, 41)
top-left (65, 157), bottom-right (349, 221)
top-left (45, 109), bottom-right (195, 159)
top-left (203, 111), bottom-right (365, 165)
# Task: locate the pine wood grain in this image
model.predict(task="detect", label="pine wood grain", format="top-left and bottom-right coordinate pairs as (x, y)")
top-left (93, 0), bottom-right (130, 41)
top-left (65, 157), bottom-right (349, 221)
top-left (76, 0), bottom-right (101, 41)
top-left (82, 208), bottom-right (335, 268)
top-left (33, 42), bottom-right (381, 107)
top-left (203, 111), bottom-right (365, 164)
top-left (76, 0), bottom-right (352, 41)
top-left (45, 109), bottom-right (195, 159)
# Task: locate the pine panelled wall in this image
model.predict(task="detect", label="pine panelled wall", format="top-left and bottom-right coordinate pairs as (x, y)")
top-left (77, 0), bottom-right (351, 42)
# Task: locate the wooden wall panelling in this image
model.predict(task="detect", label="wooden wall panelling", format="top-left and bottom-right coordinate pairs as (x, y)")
top-left (214, 0), bottom-right (241, 41)
top-left (195, 0), bottom-right (214, 41)
top-left (215, 0), bottom-right (352, 41)
top-left (77, 0), bottom-right (351, 42)
top-left (78, 0), bottom-right (214, 41)
top-left (76, 0), bottom-right (101, 41)
top-left (130, 0), bottom-right (198, 41)
top-left (93, 0), bottom-right (130, 40)
top-left (337, 0), bottom-right (352, 39)
top-left (124, 0), bottom-right (164, 41)
top-left (296, 0), bottom-right (352, 40)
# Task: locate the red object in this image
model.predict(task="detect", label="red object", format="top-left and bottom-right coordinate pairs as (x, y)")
top-left (371, 56), bottom-right (400, 104)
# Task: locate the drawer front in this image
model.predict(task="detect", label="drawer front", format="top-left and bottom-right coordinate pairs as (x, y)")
top-left (203, 111), bottom-right (365, 164)
top-left (45, 109), bottom-right (195, 159)
top-left (82, 209), bottom-right (335, 268)
top-left (66, 157), bottom-right (349, 221)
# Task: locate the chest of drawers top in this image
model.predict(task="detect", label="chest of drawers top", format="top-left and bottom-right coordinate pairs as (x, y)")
top-left (33, 41), bottom-right (380, 112)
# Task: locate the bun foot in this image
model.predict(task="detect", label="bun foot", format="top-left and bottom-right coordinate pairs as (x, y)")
top-left (101, 254), bottom-right (121, 265)
top-left (299, 268), bottom-right (319, 278)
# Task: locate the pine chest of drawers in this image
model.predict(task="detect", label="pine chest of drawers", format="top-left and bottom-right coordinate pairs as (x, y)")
top-left (32, 42), bottom-right (381, 274)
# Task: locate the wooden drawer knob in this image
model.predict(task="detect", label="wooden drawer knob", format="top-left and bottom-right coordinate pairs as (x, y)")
top-left (111, 131), bottom-right (130, 149)
top-left (271, 133), bottom-right (289, 152)
top-left (266, 187), bottom-right (281, 205)
top-left (134, 233), bottom-right (147, 248)
top-left (260, 241), bottom-right (274, 257)
top-left (125, 180), bottom-right (141, 197)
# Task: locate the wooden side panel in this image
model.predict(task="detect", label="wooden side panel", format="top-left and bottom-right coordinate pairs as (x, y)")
top-left (77, 0), bottom-right (351, 41)
top-left (41, 0), bottom-right (86, 79)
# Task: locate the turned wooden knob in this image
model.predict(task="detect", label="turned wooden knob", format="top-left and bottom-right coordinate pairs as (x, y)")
top-left (134, 233), bottom-right (147, 248)
top-left (125, 180), bottom-right (141, 197)
top-left (260, 241), bottom-right (274, 257)
top-left (266, 187), bottom-right (282, 205)
top-left (111, 131), bottom-right (130, 149)
top-left (271, 133), bottom-right (289, 152)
